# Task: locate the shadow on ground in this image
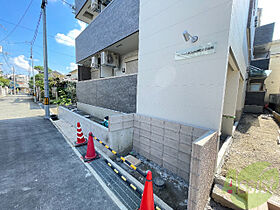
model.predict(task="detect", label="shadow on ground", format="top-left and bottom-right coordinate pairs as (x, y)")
top-left (0, 116), bottom-right (118, 209)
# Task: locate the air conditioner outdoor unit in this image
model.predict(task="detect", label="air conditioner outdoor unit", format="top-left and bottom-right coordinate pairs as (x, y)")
top-left (91, 0), bottom-right (100, 12)
top-left (100, 0), bottom-right (110, 6)
top-left (91, 56), bottom-right (99, 69)
top-left (101, 51), bottom-right (119, 68)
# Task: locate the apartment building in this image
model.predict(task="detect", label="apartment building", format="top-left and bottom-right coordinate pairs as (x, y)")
top-left (74, 0), bottom-right (258, 208)
top-left (245, 22), bottom-right (275, 112)
top-left (7, 74), bottom-right (29, 93)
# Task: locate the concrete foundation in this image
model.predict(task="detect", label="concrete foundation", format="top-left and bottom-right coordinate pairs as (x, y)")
top-left (244, 105), bottom-right (263, 113)
top-left (58, 106), bottom-right (133, 157)
top-left (77, 102), bottom-right (121, 120)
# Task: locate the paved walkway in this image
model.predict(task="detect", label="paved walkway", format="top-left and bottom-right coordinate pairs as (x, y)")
top-left (0, 95), bottom-right (119, 210)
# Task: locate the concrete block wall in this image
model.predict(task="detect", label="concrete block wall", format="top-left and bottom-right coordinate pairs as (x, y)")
top-left (132, 113), bottom-right (208, 182)
top-left (109, 114), bottom-right (134, 132)
top-left (187, 131), bottom-right (218, 210)
top-left (59, 106), bottom-right (219, 207)
top-left (0, 87), bottom-right (9, 96)
top-left (58, 106), bottom-right (133, 157)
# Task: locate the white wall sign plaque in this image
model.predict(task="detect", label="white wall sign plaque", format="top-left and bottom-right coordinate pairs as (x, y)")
top-left (175, 42), bottom-right (217, 60)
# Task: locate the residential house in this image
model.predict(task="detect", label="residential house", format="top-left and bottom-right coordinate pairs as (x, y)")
top-left (65, 69), bottom-right (78, 81)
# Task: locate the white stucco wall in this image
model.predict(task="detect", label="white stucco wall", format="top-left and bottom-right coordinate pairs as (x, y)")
top-left (137, 0), bottom-right (251, 131)
top-left (137, 0), bottom-right (235, 130)
top-left (227, 0), bottom-right (252, 79)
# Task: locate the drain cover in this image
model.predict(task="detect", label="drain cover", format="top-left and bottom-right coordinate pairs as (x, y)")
top-left (154, 177), bottom-right (165, 188)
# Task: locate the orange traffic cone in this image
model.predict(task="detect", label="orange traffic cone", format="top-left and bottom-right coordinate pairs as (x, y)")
top-left (83, 132), bottom-right (99, 162)
top-left (139, 171), bottom-right (154, 210)
top-left (75, 122), bottom-right (87, 147)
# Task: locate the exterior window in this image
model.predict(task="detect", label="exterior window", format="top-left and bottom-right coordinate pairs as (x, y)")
top-left (249, 83), bottom-right (262, 91)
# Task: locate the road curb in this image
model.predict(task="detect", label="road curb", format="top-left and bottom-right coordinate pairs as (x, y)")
top-left (50, 117), bottom-right (128, 210)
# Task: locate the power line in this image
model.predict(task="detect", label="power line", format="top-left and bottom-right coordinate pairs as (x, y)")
top-left (31, 10), bottom-right (43, 47)
top-left (0, 0), bottom-right (34, 43)
top-left (4, 41), bottom-right (75, 58)
top-left (0, 17), bottom-right (75, 46)
top-left (58, 0), bottom-right (76, 12)
top-left (2, 53), bottom-right (13, 74)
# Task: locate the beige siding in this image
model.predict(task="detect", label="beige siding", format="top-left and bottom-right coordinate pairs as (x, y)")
top-left (265, 40), bottom-right (280, 102)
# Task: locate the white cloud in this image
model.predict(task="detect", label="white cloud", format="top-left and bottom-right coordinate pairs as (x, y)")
top-left (12, 55), bottom-right (31, 71)
top-left (55, 20), bottom-right (87, 47)
top-left (11, 55), bottom-right (38, 74)
top-left (66, 62), bottom-right (78, 71)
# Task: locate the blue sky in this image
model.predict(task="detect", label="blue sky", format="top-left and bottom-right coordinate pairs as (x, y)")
top-left (0, 0), bottom-right (279, 76)
top-left (0, 0), bottom-right (86, 75)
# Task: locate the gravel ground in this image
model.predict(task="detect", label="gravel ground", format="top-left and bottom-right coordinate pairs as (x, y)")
top-left (220, 112), bottom-right (280, 195)
top-left (115, 152), bottom-right (189, 210)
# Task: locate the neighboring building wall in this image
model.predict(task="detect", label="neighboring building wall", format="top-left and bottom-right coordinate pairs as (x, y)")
top-left (265, 40), bottom-right (280, 102)
top-left (188, 131), bottom-right (218, 210)
top-left (76, 74), bottom-right (137, 113)
top-left (75, 0), bottom-right (139, 63)
top-left (70, 70), bottom-right (78, 80)
top-left (247, 0), bottom-right (258, 59)
top-left (137, 0), bottom-right (234, 131)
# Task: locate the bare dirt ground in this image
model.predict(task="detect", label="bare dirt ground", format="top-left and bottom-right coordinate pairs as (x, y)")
top-left (205, 199), bottom-right (231, 210)
top-left (220, 112), bottom-right (280, 195)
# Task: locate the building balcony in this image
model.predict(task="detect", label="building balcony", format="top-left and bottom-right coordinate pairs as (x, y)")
top-left (250, 58), bottom-right (270, 70)
top-left (76, 74), bottom-right (137, 113)
top-left (75, 0), bottom-right (112, 24)
top-left (253, 23), bottom-right (275, 55)
top-left (75, 0), bottom-right (139, 63)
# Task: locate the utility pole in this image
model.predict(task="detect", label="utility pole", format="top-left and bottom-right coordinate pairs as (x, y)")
top-left (12, 66), bottom-right (16, 95)
top-left (0, 63), bottom-right (3, 77)
top-left (41, 0), bottom-right (50, 119)
top-left (30, 46), bottom-right (36, 102)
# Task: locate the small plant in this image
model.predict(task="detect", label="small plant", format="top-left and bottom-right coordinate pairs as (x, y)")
top-left (53, 90), bottom-right (72, 106)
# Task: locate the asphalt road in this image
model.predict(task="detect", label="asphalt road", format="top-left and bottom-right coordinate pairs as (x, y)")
top-left (0, 95), bottom-right (119, 210)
